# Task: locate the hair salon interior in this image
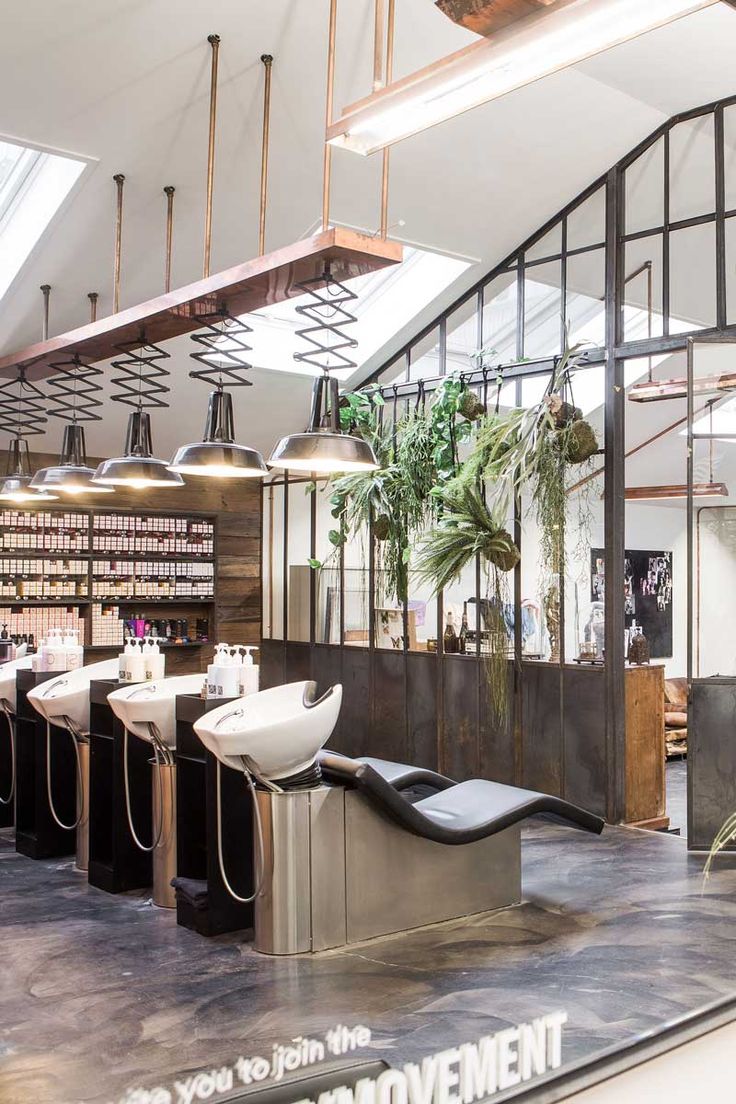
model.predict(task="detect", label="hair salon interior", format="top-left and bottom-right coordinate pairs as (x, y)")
top-left (7, 1), bottom-right (736, 1101)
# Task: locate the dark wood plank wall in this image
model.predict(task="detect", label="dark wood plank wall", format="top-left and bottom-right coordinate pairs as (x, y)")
top-left (23, 450), bottom-right (261, 674)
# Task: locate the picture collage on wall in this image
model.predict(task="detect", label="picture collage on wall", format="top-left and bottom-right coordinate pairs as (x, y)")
top-left (591, 548), bottom-right (673, 658)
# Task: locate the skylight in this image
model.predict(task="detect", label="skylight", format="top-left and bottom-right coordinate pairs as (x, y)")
top-left (246, 244), bottom-right (471, 379)
top-left (0, 138), bottom-right (86, 302)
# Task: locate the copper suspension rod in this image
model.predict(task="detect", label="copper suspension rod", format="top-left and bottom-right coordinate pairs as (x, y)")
top-left (164, 185), bottom-right (175, 293)
top-left (322, 0), bottom-right (338, 233)
top-left (373, 0), bottom-right (386, 90)
top-left (203, 34), bottom-right (221, 279)
top-left (88, 292), bottom-right (98, 323)
top-left (112, 173), bottom-right (125, 314)
top-left (379, 0), bottom-right (395, 240)
top-left (258, 54), bottom-right (274, 256)
top-left (40, 284), bottom-right (51, 341)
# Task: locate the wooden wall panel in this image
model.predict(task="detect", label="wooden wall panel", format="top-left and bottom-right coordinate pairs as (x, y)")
top-left (479, 660), bottom-right (515, 785)
top-left (521, 662), bottom-right (562, 797)
top-left (371, 649), bottom-right (407, 762)
top-left (337, 649), bottom-right (371, 758)
top-left (27, 449), bottom-right (262, 676)
top-left (624, 664), bottom-right (665, 825)
top-left (563, 665), bottom-right (607, 818)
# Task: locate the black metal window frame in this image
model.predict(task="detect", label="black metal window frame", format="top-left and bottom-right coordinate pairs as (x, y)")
top-left (262, 93), bottom-right (736, 822)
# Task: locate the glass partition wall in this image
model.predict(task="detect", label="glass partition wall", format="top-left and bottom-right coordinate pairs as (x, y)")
top-left (263, 93), bottom-right (736, 838)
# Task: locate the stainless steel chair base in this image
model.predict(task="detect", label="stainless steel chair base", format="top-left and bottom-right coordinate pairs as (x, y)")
top-left (254, 786), bottom-right (521, 955)
top-left (152, 762), bottom-right (177, 909)
top-left (75, 740), bottom-right (90, 873)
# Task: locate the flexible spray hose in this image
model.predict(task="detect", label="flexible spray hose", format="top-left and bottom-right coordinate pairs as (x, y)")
top-left (0, 704), bottom-right (15, 806)
top-left (123, 727), bottom-right (165, 853)
top-left (46, 719), bottom-right (84, 831)
top-left (215, 759), bottom-right (265, 904)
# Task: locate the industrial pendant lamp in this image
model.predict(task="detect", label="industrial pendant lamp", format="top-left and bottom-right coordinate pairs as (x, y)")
top-left (0, 369), bottom-right (57, 502)
top-left (30, 355), bottom-right (113, 495)
top-left (269, 369), bottom-right (378, 473)
top-left (268, 267), bottom-right (379, 474)
top-left (0, 438), bottom-right (58, 503)
top-left (92, 336), bottom-right (184, 490)
top-left (94, 409), bottom-right (184, 489)
top-left (169, 308), bottom-right (267, 479)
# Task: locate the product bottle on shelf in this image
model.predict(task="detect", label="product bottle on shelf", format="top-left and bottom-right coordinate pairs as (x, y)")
top-left (144, 638), bottom-right (166, 681)
top-left (240, 645), bottom-right (259, 696)
top-left (458, 602), bottom-right (469, 655)
top-left (443, 611), bottom-right (459, 655)
top-left (64, 629), bottom-right (84, 670)
top-left (127, 640), bottom-right (146, 683)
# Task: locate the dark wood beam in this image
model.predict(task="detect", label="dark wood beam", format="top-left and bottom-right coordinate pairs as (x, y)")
top-left (435, 0), bottom-right (567, 36)
top-left (0, 228), bottom-right (402, 380)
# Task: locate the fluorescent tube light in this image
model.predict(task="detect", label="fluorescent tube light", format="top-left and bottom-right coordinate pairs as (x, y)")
top-left (328, 0), bottom-right (726, 155)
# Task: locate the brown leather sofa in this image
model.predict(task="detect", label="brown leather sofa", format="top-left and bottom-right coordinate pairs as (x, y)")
top-left (664, 677), bottom-right (687, 757)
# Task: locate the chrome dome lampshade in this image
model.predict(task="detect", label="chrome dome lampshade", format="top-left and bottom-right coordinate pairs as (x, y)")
top-left (0, 438), bottom-right (58, 503)
top-left (30, 424), bottom-right (113, 496)
top-left (92, 411), bottom-right (184, 489)
top-left (168, 389), bottom-right (267, 479)
top-left (269, 373), bottom-right (379, 474)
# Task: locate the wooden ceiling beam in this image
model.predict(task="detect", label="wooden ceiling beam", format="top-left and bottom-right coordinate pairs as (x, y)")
top-left (0, 228), bottom-right (402, 380)
top-left (435, 0), bottom-right (567, 37)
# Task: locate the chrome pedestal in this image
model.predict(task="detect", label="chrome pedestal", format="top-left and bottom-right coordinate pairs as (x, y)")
top-left (151, 761), bottom-right (177, 909)
top-left (75, 740), bottom-right (90, 872)
top-left (254, 786), bottom-right (521, 955)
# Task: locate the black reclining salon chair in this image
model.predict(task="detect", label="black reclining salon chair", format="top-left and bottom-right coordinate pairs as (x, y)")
top-left (318, 751), bottom-right (605, 843)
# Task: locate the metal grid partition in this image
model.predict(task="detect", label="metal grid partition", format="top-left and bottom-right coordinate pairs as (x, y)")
top-left (262, 94), bottom-right (736, 826)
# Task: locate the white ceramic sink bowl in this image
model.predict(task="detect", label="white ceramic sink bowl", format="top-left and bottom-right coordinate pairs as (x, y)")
top-left (193, 680), bottom-right (342, 781)
top-left (107, 674), bottom-right (205, 749)
top-left (0, 654), bottom-right (33, 713)
top-left (27, 659), bottom-right (120, 736)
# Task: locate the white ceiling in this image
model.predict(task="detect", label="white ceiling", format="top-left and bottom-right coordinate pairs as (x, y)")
top-left (1, 0), bottom-right (736, 460)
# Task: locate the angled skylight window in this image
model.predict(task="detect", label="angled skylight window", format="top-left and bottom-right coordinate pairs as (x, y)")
top-left (0, 138), bottom-right (86, 301)
top-left (246, 244), bottom-right (471, 380)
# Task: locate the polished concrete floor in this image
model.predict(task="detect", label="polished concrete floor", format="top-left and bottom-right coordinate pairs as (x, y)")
top-left (3, 821), bottom-right (736, 1104)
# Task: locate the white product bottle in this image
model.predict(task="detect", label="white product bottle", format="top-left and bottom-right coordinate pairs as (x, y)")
top-left (206, 644), bottom-right (228, 700)
top-left (127, 639), bottom-right (146, 683)
top-left (217, 648), bottom-right (242, 699)
top-left (240, 646), bottom-right (259, 696)
top-left (64, 629), bottom-right (83, 670)
top-left (44, 628), bottom-right (67, 672)
top-left (119, 638), bottom-right (135, 682)
top-left (145, 638), bottom-right (166, 681)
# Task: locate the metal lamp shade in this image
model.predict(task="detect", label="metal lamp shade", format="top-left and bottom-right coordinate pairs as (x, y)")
top-left (268, 374), bottom-right (379, 474)
top-left (168, 390), bottom-right (267, 478)
top-left (30, 425), bottom-right (113, 495)
top-left (268, 431), bottom-right (378, 473)
top-left (92, 411), bottom-right (184, 489)
top-left (0, 439), bottom-right (58, 502)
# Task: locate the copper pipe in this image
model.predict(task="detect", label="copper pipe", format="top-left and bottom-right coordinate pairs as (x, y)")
top-left (203, 34), bottom-right (220, 279)
top-left (87, 292), bottom-right (98, 323)
top-left (164, 186), bottom-right (175, 293)
top-left (379, 0), bottom-right (395, 240)
top-left (373, 0), bottom-right (385, 90)
top-left (112, 174), bottom-right (125, 314)
top-left (322, 0), bottom-right (338, 233)
top-left (258, 55), bottom-right (273, 256)
top-left (40, 284), bottom-right (51, 341)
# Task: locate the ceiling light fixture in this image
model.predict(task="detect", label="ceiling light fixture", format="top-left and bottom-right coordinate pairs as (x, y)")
top-left (169, 308), bottom-right (267, 479)
top-left (30, 354), bottom-right (113, 495)
top-left (92, 335), bottom-right (184, 490)
top-left (629, 372), bottom-right (736, 402)
top-left (0, 369), bottom-right (57, 503)
top-left (327, 0), bottom-right (727, 156)
top-left (268, 267), bottom-right (379, 474)
top-left (626, 401), bottom-right (730, 499)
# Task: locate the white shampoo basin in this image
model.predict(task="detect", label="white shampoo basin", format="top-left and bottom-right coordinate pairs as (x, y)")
top-left (0, 654), bottom-right (34, 713)
top-left (27, 659), bottom-right (120, 736)
top-left (193, 680), bottom-right (342, 781)
top-left (107, 674), bottom-right (205, 749)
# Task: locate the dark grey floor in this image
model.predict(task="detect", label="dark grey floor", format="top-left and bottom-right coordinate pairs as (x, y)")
top-left (666, 758), bottom-right (687, 837)
top-left (3, 820), bottom-right (736, 1104)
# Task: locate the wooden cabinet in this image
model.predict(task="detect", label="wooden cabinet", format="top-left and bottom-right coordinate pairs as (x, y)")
top-left (624, 664), bottom-right (666, 828)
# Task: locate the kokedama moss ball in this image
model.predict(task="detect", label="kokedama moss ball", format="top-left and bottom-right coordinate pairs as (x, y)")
top-left (487, 531), bottom-right (521, 572)
top-left (562, 419), bottom-right (598, 464)
top-left (373, 514), bottom-right (391, 541)
top-left (458, 390), bottom-right (486, 421)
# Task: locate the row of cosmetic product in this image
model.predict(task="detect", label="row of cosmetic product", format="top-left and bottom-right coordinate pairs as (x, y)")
top-left (118, 638), bottom-right (167, 683)
top-left (205, 644), bottom-right (259, 700)
top-left (30, 628), bottom-right (84, 672)
top-left (123, 617), bottom-right (209, 643)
